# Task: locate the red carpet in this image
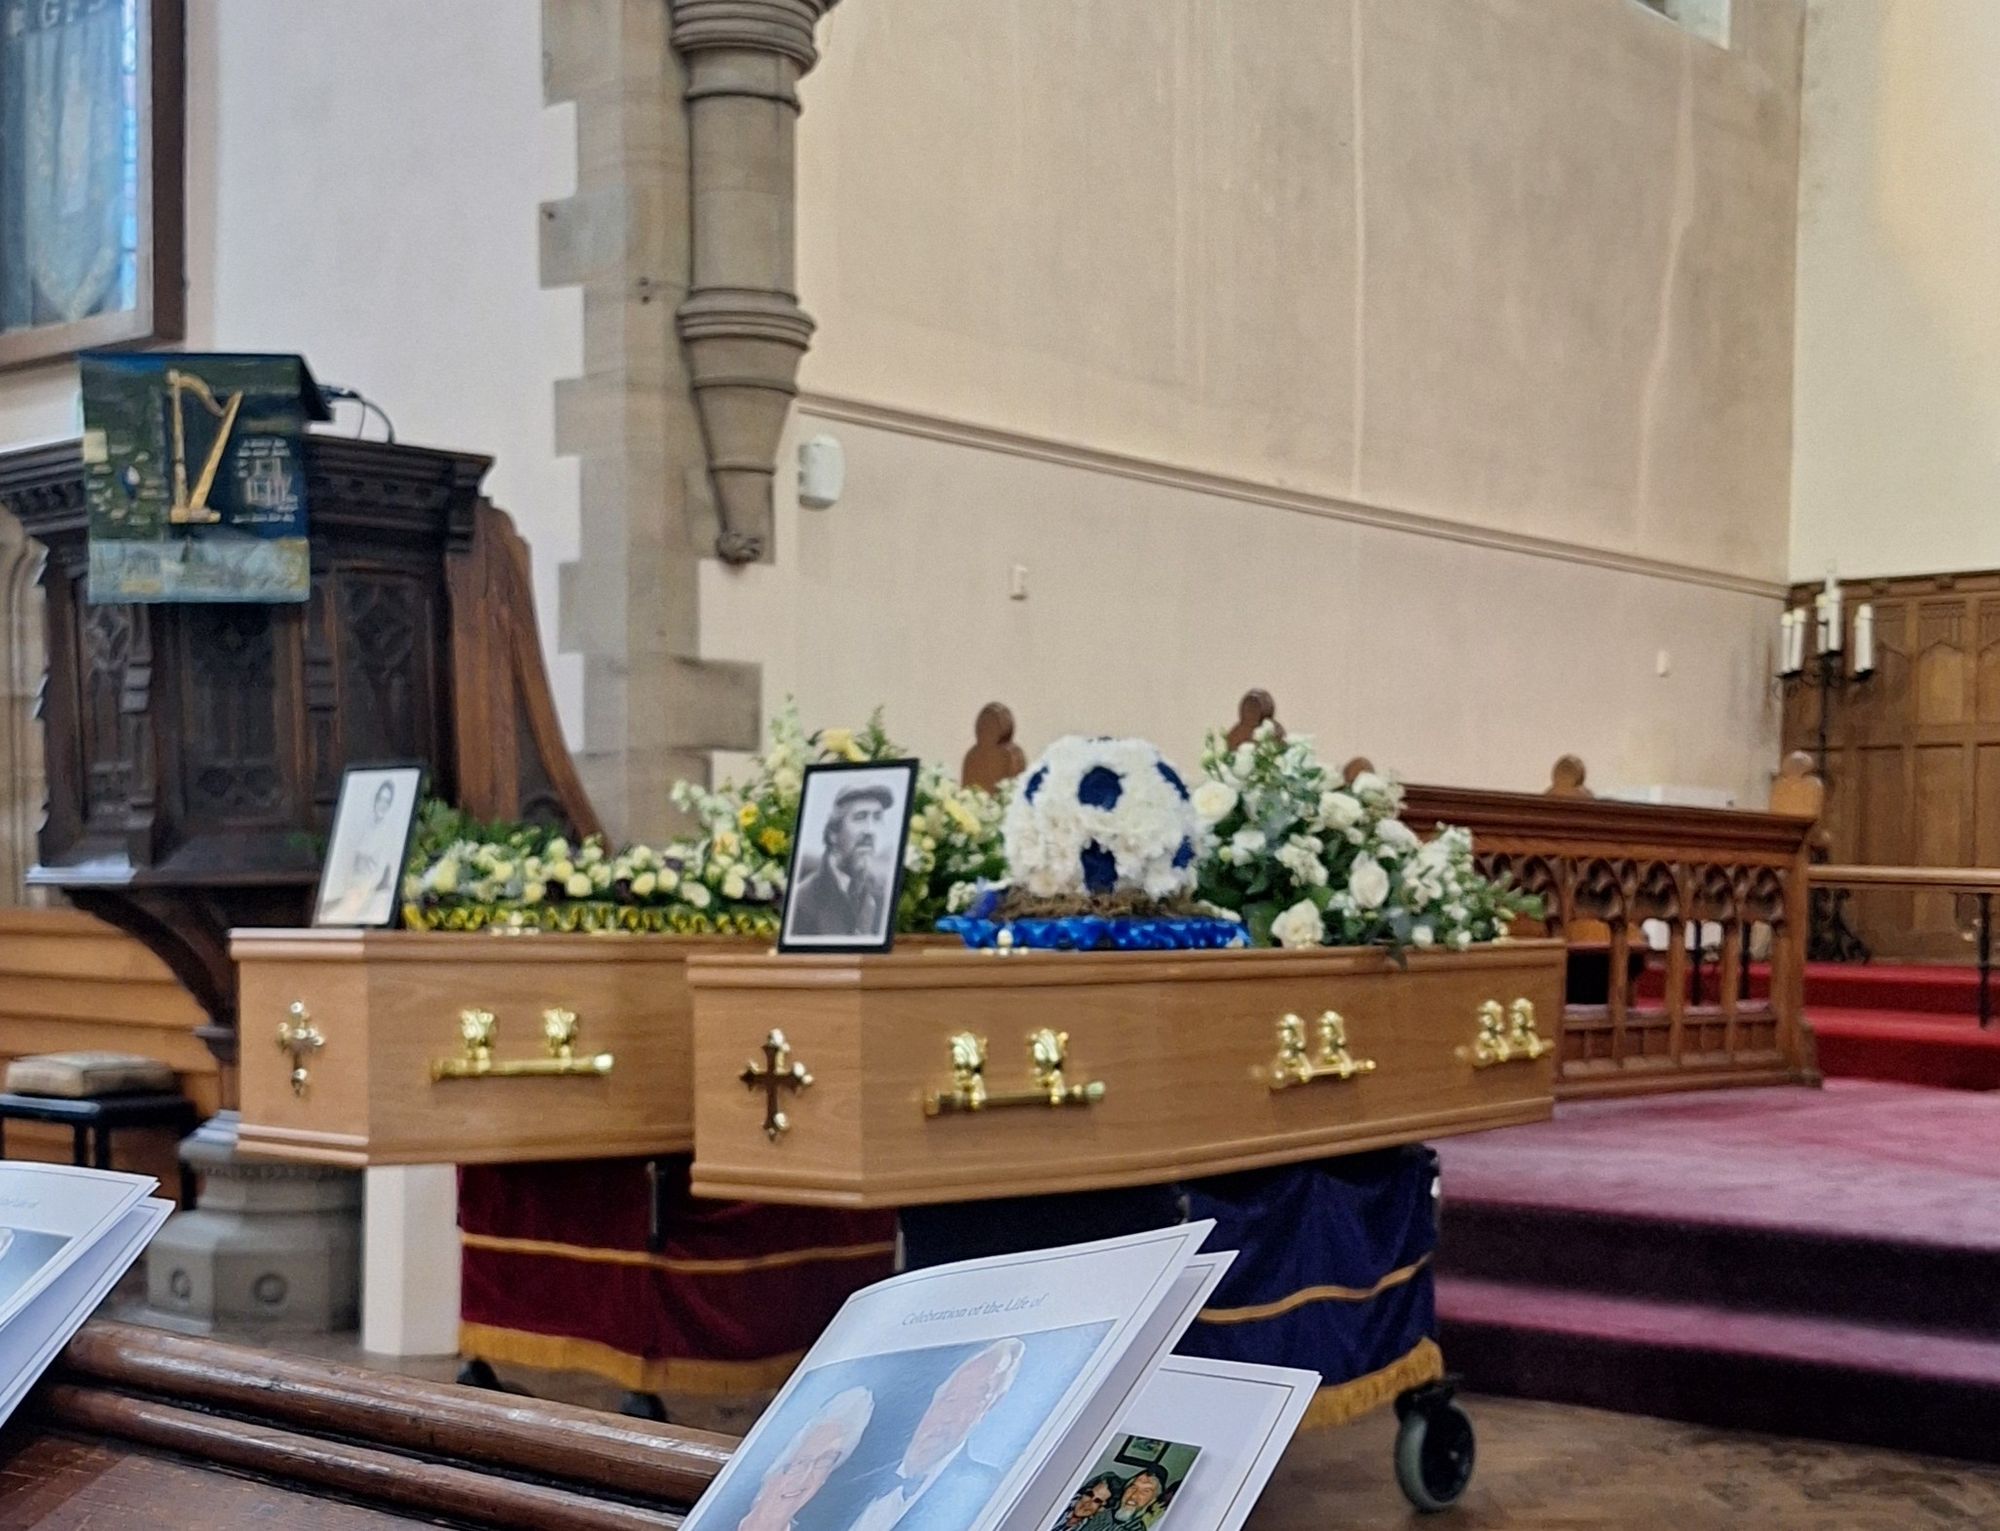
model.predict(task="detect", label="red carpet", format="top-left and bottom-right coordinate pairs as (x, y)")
top-left (1802, 962), bottom-right (2000, 1090)
top-left (1433, 1083), bottom-right (2000, 1462)
top-left (1635, 958), bottom-right (2000, 1089)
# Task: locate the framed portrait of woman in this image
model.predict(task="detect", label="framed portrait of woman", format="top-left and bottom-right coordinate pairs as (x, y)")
top-left (0, 0), bottom-right (184, 372)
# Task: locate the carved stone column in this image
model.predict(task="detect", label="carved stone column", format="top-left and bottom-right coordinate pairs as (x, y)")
top-left (670, 0), bottom-right (836, 564)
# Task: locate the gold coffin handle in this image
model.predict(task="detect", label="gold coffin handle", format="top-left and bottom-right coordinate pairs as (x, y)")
top-left (926, 1028), bottom-right (1105, 1116)
top-left (1267, 1010), bottom-right (1377, 1091)
top-left (1459, 998), bottom-right (1554, 1069)
top-left (276, 1001), bottom-right (325, 1099)
top-left (430, 1008), bottom-right (614, 1082)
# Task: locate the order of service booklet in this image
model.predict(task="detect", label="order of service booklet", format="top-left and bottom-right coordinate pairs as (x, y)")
top-left (682, 1225), bottom-right (1317, 1531)
top-left (0, 1161), bottom-right (171, 1428)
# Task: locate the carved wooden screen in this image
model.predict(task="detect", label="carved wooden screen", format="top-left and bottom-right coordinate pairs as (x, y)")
top-left (0, 512), bottom-right (43, 904)
top-left (1783, 570), bottom-right (2000, 959)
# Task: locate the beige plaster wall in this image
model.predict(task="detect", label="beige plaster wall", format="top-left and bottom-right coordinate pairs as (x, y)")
top-left (1792, 0), bottom-right (2000, 579)
top-left (708, 408), bottom-right (1784, 803)
top-left (703, 0), bottom-right (1804, 802)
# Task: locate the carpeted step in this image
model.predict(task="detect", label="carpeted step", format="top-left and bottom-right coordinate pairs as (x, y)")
top-left (1812, 1009), bottom-right (2000, 1090)
top-left (1803, 963), bottom-right (1987, 1016)
top-left (1438, 1197), bottom-right (2000, 1337)
top-left (1438, 1277), bottom-right (2000, 1465)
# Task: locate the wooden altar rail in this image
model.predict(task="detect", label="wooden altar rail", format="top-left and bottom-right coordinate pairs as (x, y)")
top-left (962, 699), bottom-right (1823, 1100)
top-left (1814, 865), bottom-right (2000, 1029)
top-left (0, 908), bottom-right (214, 1196)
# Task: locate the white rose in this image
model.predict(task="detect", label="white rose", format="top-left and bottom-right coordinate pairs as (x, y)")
top-left (1376, 819), bottom-right (1419, 852)
top-left (1193, 780), bottom-right (1238, 825)
top-left (1349, 855), bottom-right (1390, 910)
top-left (684, 883), bottom-right (712, 909)
top-left (722, 870), bottom-right (747, 899)
top-left (1269, 899), bottom-right (1326, 950)
top-left (1317, 791), bottom-right (1363, 829)
top-left (1276, 840), bottom-right (1329, 888)
top-left (1411, 923), bottom-right (1436, 949)
top-left (1228, 827), bottom-right (1267, 866)
top-left (631, 871), bottom-right (657, 897)
top-left (564, 872), bottom-right (592, 898)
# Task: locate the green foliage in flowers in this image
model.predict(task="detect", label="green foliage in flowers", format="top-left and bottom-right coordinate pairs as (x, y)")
top-left (670, 702), bottom-right (1007, 933)
top-left (1193, 723), bottom-right (1539, 953)
top-left (401, 702), bottom-right (1006, 937)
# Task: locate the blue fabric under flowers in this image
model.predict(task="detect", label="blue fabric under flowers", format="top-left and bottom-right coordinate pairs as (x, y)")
top-left (936, 914), bottom-right (1248, 952)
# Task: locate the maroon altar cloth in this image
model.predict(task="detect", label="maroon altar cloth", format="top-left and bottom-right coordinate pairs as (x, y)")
top-left (459, 1156), bottom-right (896, 1394)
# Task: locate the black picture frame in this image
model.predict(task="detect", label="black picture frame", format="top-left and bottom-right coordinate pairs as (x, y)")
top-left (778, 758), bottom-right (918, 955)
top-left (312, 762), bottom-right (426, 929)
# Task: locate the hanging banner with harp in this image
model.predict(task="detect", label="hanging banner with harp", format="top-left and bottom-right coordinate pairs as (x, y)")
top-left (79, 351), bottom-right (329, 603)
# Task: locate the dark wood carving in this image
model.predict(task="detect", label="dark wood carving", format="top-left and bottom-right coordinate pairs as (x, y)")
top-left (0, 1321), bottom-right (726, 1527)
top-left (1224, 688), bottom-right (1282, 750)
top-left (960, 702), bottom-right (1027, 792)
top-left (0, 436), bottom-right (598, 1069)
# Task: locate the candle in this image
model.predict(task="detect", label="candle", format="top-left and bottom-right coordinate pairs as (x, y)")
top-left (1780, 609), bottom-right (1797, 674)
top-left (1813, 592), bottom-right (1831, 656)
top-left (1826, 578), bottom-right (1843, 653)
top-left (1790, 609), bottom-right (1806, 673)
top-left (1854, 602), bottom-right (1875, 675)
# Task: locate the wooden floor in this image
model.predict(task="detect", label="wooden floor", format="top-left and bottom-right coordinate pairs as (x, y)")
top-left (240, 1321), bottom-right (2000, 1529)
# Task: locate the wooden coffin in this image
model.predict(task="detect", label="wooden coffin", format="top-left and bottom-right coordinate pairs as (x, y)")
top-left (232, 929), bottom-right (727, 1167)
top-left (686, 941), bottom-right (1566, 1208)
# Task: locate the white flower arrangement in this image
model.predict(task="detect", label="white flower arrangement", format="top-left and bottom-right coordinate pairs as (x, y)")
top-left (1195, 723), bottom-right (1538, 950)
top-left (1001, 735), bottom-right (1203, 902)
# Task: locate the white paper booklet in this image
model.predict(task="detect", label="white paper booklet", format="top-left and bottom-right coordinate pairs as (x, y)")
top-left (680, 1223), bottom-right (1226, 1531)
top-left (0, 1196), bottom-right (174, 1426)
top-left (0, 1161), bottom-right (157, 1334)
top-left (1036, 1356), bottom-right (1319, 1531)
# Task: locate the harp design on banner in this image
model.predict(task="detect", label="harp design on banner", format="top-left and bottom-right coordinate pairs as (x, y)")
top-left (165, 367), bottom-right (243, 525)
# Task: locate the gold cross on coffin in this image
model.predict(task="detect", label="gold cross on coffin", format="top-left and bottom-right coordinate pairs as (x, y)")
top-left (741, 1029), bottom-right (812, 1140)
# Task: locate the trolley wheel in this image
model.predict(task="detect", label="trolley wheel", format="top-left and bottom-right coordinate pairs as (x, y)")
top-left (1393, 1381), bottom-right (1475, 1512)
top-left (455, 1358), bottom-right (501, 1390)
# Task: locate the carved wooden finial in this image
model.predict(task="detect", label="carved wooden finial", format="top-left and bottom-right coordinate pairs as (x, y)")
top-left (1225, 690), bottom-right (1283, 751)
top-left (1342, 757), bottom-right (1374, 785)
top-left (1548, 754), bottom-right (1591, 798)
top-left (961, 702), bottom-right (1027, 791)
top-left (1770, 750), bottom-right (1825, 821)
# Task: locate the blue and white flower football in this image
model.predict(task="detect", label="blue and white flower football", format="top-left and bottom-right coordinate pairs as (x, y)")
top-left (1001, 735), bottom-right (1203, 901)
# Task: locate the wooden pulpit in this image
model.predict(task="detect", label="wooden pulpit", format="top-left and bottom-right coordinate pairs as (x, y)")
top-left (0, 435), bottom-right (597, 1067)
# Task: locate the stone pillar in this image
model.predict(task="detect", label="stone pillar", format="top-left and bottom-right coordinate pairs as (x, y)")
top-left (544, 0), bottom-right (765, 842)
top-left (669, 0), bottom-right (836, 565)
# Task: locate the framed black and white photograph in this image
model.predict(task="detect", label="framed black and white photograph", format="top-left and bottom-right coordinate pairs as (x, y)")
top-left (779, 759), bottom-right (918, 954)
top-left (0, 0), bottom-right (186, 371)
top-left (313, 763), bottom-right (425, 929)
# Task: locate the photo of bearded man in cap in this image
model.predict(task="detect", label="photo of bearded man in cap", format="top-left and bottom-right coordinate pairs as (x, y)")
top-left (783, 764), bottom-right (915, 947)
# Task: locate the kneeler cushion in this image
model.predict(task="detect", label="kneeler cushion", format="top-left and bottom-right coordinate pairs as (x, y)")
top-left (1177, 1148), bottom-right (1443, 1429)
top-left (459, 1156), bottom-right (895, 1395)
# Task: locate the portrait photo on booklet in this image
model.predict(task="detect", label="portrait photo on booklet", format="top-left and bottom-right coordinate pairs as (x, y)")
top-left (779, 759), bottom-right (918, 953)
top-left (1050, 1435), bottom-right (1199, 1530)
top-left (313, 763), bottom-right (425, 928)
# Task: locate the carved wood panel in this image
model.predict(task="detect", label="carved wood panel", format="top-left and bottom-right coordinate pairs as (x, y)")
top-left (1788, 571), bottom-right (2000, 959)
